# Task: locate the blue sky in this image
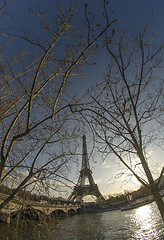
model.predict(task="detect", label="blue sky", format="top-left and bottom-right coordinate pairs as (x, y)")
top-left (2, 0), bottom-right (164, 199)
top-left (2, 0), bottom-right (164, 95)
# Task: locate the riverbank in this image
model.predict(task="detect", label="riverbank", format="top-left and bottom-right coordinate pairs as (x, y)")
top-left (1, 200), bottom-right (163, 240)
top-left (79, 194), bottom-right (163, 213)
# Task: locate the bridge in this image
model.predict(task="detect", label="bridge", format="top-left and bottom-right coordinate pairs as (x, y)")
top-left (0, 193), bottom-right (81, 224)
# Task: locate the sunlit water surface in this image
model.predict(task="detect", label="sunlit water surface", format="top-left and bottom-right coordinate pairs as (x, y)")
top-left (0, 200), bottom-right (163, 240)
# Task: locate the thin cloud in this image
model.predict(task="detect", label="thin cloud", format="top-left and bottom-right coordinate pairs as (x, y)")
top-left (95, 179), bottom-right (102, 184)
top-left (102, 161), bottom-right (110, 169)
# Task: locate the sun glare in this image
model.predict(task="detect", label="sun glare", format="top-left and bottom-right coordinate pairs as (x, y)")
top-left (136, 205), bottom-right (152, 224)
top-left (133, 205), bottom-right (159, 239)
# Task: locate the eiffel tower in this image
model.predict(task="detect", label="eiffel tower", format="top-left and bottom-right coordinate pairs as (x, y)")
top-left (68, 135), bottom-right (105, 202)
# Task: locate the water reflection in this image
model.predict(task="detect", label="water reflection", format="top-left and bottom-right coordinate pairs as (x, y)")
top-left (54, 213), bottom-right (106, 240)
top-left (53, 203), bottom-right (164, 240)
top-left (0, 201), bottom-right (163, 239)
top-left (136, 205), bottom-right (153, 230)
top-left (132, 203), bottom-right (164, 239)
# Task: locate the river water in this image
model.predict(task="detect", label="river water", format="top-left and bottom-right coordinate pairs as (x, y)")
top-left (0, 200), bottom-right (164, 240)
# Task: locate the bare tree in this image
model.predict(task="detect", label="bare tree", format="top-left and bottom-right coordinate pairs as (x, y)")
top-left (78, 26), bottom-right (164, 220)
top-left (0, 1), bottom-right (116, 210)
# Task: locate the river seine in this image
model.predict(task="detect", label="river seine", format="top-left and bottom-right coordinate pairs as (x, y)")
top-left (0, 200), bottom-right (164, 239)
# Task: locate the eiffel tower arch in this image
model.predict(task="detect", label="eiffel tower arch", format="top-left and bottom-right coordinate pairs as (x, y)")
top-left (68, 135), bottom-right (105, 202)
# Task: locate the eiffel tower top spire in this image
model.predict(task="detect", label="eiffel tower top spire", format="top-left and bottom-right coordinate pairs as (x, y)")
top-left (82, 135), bottom-right (90, 170)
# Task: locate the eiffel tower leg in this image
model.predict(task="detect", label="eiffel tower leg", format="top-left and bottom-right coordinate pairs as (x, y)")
top-left (67, 193), bottom-right (73, 202)
top-left (94, 189), bottom-right (105, 201)
top-left (68, 190), bottom-right (76, 202)
top-left (68, 188), bottom-right (81, 202)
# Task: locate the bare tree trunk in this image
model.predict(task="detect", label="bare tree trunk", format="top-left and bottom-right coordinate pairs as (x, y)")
top-left (140, 154), bottom-right (164, 221)
top-left (152, 187), bottom-right (164, 221)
